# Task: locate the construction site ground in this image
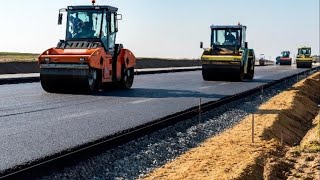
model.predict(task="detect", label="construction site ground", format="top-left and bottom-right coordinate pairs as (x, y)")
top-left (0, 52), bottom-right (38, 62)
top-left (0, 52), bottom-right (200, 74)
top-left (143, 72), bottom-right (320, 180)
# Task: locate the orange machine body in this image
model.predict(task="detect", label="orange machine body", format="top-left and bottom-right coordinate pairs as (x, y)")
top-left (39, 47), bottom-right (135, 83)
top-left (38, 4), bottom-right (136, 93)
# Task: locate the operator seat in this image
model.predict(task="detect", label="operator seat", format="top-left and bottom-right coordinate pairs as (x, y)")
top-left (82, 22), bottom-right (95, 38)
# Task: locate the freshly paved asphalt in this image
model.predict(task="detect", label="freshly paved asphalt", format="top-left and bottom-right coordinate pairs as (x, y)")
top-left (0, 65), bottom-right (315, 173)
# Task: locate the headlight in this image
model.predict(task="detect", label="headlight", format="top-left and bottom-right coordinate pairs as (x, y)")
top-left (44, 58), bottom-right (50, 63)
top-left (80, 58), bottom-right (85, 63)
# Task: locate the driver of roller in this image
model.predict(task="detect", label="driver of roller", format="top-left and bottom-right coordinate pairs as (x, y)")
top-left (77, 22), bottom-right (95, 38)
top-left (225, 30), bottom-right (236, 45)
top-left (68, 16), bottom-right (84, 38)
top-left (69, 16), bottom-right (95, 38)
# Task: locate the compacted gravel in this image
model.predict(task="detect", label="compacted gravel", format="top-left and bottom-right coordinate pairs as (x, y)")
top-left (36, 73), bottom-right (312, 180)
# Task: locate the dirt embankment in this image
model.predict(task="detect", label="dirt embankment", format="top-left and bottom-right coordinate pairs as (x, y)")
top-left (0, 58), bottom-right (200, 74)
top-left (266, 114), bottom-right (320, 180)
top-left (143, 72), bottom-right (320, 180)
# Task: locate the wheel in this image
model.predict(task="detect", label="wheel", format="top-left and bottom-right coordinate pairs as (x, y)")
top-left (245, 67), bottom-right (254, 80)
top-left (86, 68), bottom-right (98, 93)
top-left (238, 65), bottom-right (244, 81)
top-left (40, 73), bottom-right (58, 93)
top-left (41, 79), bottom-right (55, 93)
top-left (202, 70), bottom-right (212, 81)
top-left (244, 60), bottom-right (255, 80)
top-left (120, 66), bottom-right (134, 89)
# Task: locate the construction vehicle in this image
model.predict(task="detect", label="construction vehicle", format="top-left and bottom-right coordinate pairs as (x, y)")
top-left (296, 47), bottom-right (313, 68)
top-left (276, 56), bottom-right (281, 65)
top-left (313, 55), bottom-right (320, 63)
top-left (279, 51), bottom-right (292, 65)
top-left (259, 54), bottom-right (266, 66)
top-left (200, 24), bottom-right (255, 81)
top-left (38, 0), bottom-right (136, 93)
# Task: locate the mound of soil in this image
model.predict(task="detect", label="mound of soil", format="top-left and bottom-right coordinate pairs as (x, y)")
top-left (265, 114), bottom-right (320, 180)
top-left (143, 72), bottom-right (320, 180)
top-left (0, 59), bottom-right (200, 75)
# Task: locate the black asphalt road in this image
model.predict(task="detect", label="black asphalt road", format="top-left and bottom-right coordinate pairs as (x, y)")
top-left (0, 65), bottom-right (315, 173)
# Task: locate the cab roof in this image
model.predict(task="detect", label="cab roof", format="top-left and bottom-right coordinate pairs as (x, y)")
top-left (211, 25), bottom-right (246, 29)
top-left (67, 5), bottom-right (118, 12)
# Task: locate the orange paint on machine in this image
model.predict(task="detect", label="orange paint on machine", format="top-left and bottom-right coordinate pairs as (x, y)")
top-left (38, 1), bottom-right (136, 93)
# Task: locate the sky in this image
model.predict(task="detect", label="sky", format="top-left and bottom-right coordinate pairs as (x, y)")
top-left (0, 0), bottom-right (319, 59)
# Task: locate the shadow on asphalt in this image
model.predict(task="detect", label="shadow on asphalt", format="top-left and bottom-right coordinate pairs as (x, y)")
top-left (244, 79), bottom-right (274, 83)
top-left (96, 88), bottom-right (226, 99)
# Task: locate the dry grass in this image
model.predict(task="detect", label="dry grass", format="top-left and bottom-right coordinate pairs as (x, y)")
top-left (0, 52), bottom-right (39, 62)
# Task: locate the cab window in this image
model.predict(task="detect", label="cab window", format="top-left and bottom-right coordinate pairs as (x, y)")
top-left (110, 13), bottom-right (115, 33)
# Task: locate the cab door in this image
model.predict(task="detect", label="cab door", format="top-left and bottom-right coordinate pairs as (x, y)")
top-left (101, 11), bottom-right (112, 82)
top-left (101, 11), bottom-right (109, 51)
top-left (242, 27), bottom-right (246, 48)
top-left (108, 12), bottom-right (117, 56)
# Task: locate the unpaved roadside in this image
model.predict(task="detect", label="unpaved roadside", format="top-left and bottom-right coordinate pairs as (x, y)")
top-left (143, 72), bottom-right (320, 180)
top-left (0, 53), bottom-right (38, 62)
top-left (266, 114), bottom-right (320, 180)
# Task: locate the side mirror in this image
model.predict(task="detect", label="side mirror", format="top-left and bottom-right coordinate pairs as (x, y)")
top-left (117, 14), bottom-right (123, 20)
top-left (58, 13), bottom-right (63, 25)
top-left (115, 14), bottom-right (122, 32)
top-left (200, 42), bottom-right (203, 49)
top-left (245, 42), bottom-right (248, 49)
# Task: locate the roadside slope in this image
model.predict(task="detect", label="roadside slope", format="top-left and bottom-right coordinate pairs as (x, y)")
top-left (143, 72), bottom-right (320, 180)
top-left (265, 113), bottom-right (320, 180)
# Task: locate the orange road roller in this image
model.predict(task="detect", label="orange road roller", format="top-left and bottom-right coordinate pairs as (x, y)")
top-left (38, 1), bottom-right (135, 93)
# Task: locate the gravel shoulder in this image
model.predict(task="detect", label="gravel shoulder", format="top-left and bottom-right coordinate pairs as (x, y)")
top-left (143, 72), bottom-right (320, 180)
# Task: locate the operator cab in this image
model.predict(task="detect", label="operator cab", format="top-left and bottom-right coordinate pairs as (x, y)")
top-left (211, 25), bottom-right (247, 50)
top-left (298, 48), bottom-right (311, 56)
top-left (202, 24), bottom-right (247, 55)
top-left (57, 5), bottom-right (122, 55)
top-left (281, 51), bottom-right (290, 58)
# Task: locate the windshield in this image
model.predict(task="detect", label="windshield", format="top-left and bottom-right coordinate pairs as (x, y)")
top-left (299, 48), bottom-right (311, 55)
top-left (67, 10), bottom-right (103, 39)
top-left (211, 29), bottom-right (242, 46)
top-left (281, 51), bottom-right (290, 57)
